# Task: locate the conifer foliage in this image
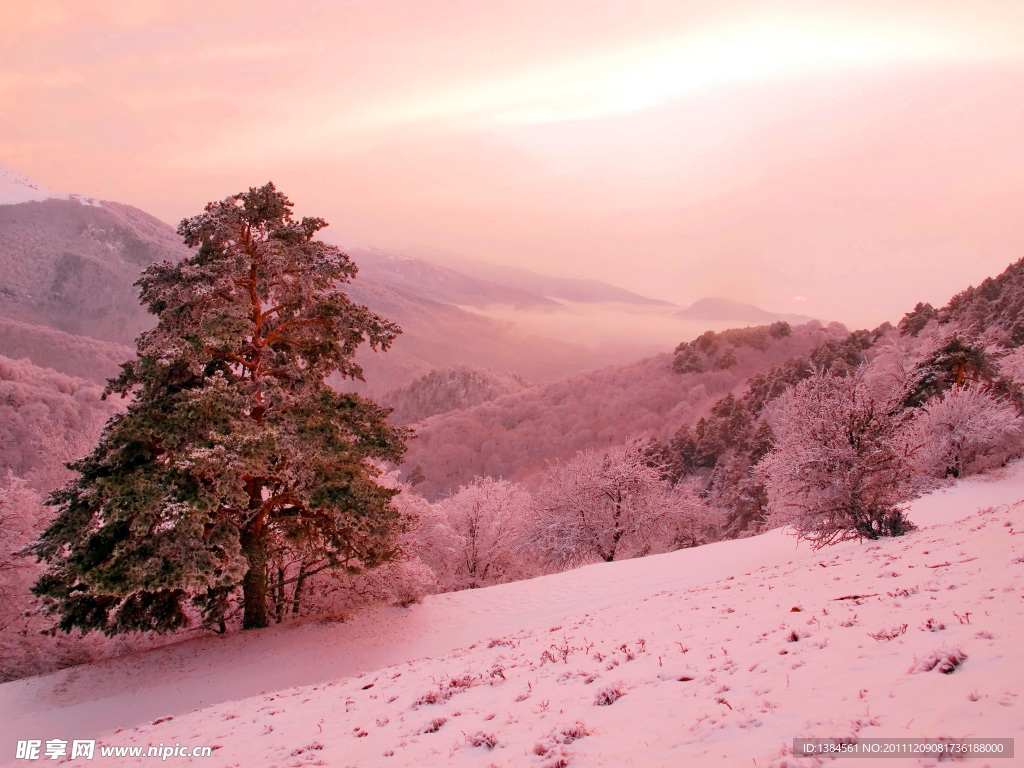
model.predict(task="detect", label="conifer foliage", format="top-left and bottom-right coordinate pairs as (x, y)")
top-left (29, 183), bottom-right (409, 633)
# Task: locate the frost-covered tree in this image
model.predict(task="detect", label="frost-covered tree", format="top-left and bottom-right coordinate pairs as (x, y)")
top-left (1, 476), bottom-right (51, 678)
top-left (28, 183), bottom-right (409, 633)
top-left (434, 476), bottom-right (533, 589)
top-left (657, 480), bottom-right (722, 550)
top-left (897, 301), bottom-right (937, 337)
top-left (532, 438), bottom-right (687, 566)
top-left (909, 385), bottom-right (1023, 478)
top-left (862, 336), bottom-right (926, 406)
top-left (0, 476), bottom-right (119, 681)
top-left (707, 454), bottom-right (769, 536)
top-left (758, 370), bottom-right (915, 548)
top-left (0, 476), bottom-right (35, 595)
top-left (997, 346), bottom-right (1024, 390)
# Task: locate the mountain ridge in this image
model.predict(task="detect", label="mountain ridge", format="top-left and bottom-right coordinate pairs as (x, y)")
top-left (0, 175), bottom-right (662, 389)
top-left (676, 296), bottom-right (814, 324)
top-left (368, 242), bottom-right (676, 307)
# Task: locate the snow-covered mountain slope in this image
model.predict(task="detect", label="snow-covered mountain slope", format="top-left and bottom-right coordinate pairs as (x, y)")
top-left (0, 163), bottom-right (106, 208)
top-left (3, 467), bottom-right (1023, 767)
top-left (0, 196), bottom-right (189, 347)
top-left (0, 163), bottom-right (62, 205)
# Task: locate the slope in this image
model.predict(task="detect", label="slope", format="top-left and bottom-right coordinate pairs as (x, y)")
top-left (2, 463), bottom-right (1022, 766)
top-left (0, 197), bottom-right (188, 345)
top-left (379, 244), bottom-right (675, 307)
top-left (0, 163), bottom-right (62, 206)
top-left (0, 316), bottom-right (132, 382)
top-left (348, 248), bottom-right (563, 310)
top-left (400, 322), bottom-right (842, 499)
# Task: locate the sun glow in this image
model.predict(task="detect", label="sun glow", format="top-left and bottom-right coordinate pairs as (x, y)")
top-left (350, 18), bottom-right (976, 131)
top-left (166, 9), bottom-right (1019, 170)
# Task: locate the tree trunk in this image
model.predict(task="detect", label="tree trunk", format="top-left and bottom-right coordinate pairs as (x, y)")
top-left (291, 560), bottom-right (307, 615)
top-left (274, 565), bottom-right (285, 624)
top-left (241, 530), bottom-right (270, 629)
top-left (607, 493), bottom-right (624, 562)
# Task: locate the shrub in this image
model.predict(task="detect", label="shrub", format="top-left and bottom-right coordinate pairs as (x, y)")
top-left (912, 648), bottom-right (966, 674)
top-left (594, 684), bottom-right (624, 706)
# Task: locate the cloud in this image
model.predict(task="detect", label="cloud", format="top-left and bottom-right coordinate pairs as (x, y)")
top-left (0, 69), bottom-right (85, 94)
top-left (156, 39), bottom-right (323, 67)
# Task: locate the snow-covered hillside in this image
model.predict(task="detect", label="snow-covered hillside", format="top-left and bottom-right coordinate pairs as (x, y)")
top-left (0, 163), bottom-right (62, 205)
top-left (0, 163), bottom-right (105, 207)
top-left (3, 466), bottom-right (1023, 767)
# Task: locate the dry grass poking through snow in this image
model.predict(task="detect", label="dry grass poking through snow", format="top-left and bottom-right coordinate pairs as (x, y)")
top-left (4, 474), bottom-right (1024, 767)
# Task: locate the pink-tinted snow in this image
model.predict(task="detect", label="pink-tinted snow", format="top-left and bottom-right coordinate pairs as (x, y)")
top-left (2, 463), bottom-right (1023, 767)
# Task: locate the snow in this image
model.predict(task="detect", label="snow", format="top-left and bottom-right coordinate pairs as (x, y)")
top-left (0, 162), bottom-right (102, 207)
top-left (0, 163), bottom-right (61, 205)
top-left (3, 463), bottom-right (1024, 766)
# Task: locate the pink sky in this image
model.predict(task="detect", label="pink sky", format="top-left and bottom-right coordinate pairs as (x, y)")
top-left (2, 0), bottom-right (1023, 327)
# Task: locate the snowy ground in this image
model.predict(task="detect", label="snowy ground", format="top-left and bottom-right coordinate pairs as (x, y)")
top-left (3, 465), bottom-right (1024, 767)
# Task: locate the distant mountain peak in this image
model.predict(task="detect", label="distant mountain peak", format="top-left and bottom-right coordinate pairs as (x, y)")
top-left (0, 162), bottom-right (106, 208)
top-left (393, 246), bottom-right (676, 307)
top-left (0, 162), bottom-right (62, 205)
top-left (676, 297), bottom-right (813, 324)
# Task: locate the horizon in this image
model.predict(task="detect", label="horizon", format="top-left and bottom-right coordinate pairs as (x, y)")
top-left (2, 1), bottom-right (1023, 329)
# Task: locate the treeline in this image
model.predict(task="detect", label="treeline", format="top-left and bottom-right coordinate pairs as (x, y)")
top-left (647, 258), bottom-right (1024, 544)
top-left (401, 322), bottom-right (842, 499)
top-left (0, 316), bottom-right (131, 382)
top-left (0, 355), bottom-right (133, 680)
top-left (382, 364), bottom-right (528, 425)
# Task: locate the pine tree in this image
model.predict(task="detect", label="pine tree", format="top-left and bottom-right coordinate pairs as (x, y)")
top-left (904, 334), bottom-right (996, 408)
top-left (28, 183), bottom-right (410, 633)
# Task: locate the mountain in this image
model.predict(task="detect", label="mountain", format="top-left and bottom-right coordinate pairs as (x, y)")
top-left (340, 276), bottom-right (626, 395)
top-left (381, 243), bottom-right (675, 306)
top-left (0, 316), bottom-right (131, 381)
top-left (0, 162), bottom-right (63, 205)
top-left (478, 266), bottom-right (676, 306)
top-left (676, 296), bottom-right (814, 324)
top-left (0, 168), bottom-right (189, 346)
top-left (0, 168), bottom-right (652, 389)
top-left (348, 247), bottom-right (563, 310)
